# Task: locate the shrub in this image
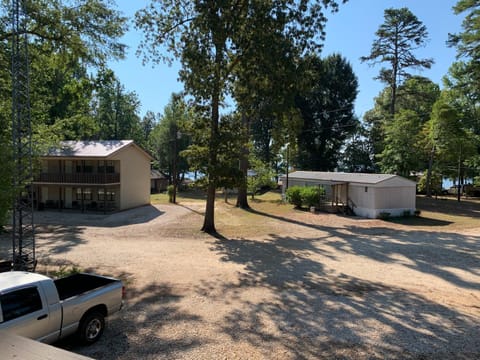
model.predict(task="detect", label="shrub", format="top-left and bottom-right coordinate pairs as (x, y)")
top-left (301, 186), bottom-right (324, 208)
top-left (286, 186), bottom-right (302, 208)
top-left (414, 209), bottom-right (421, 217)
top-left (167, 185), bottom-right (175, 203)
top-left (417, 171), bottom-right (442, 195)
top-left (377, 212), bottom-right (390, 220)
top-left (286, 186), bottom-right (325, 209)
top-left (403, 210), bottom-right (411, 217)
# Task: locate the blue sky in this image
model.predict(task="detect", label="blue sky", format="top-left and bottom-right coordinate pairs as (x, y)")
top-left (109, 1), bottom-right (464, 119)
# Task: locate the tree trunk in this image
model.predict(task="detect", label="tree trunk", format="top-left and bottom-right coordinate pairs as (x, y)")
top-left (202, 181), bottom-right (216, 233)
top-left (390, 78), bottom-right (397, 116)
top-left (202, 43), bottom-right (222, 233)
top-left (172, 125), bottom-right (177, 204)
top-left (457, 147), bottom-right (462, 203)
top-left (390, 30), bottom-right (399, 116)
top-left (236, 155), bottom-right (249, 208)
top-left (425, 146), bottom-right (434, 197)
top-left (236, 113), bottom-right (250, 209)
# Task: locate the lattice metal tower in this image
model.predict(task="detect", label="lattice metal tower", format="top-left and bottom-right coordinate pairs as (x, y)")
top-left (11, 0), bottom-right (35, 271)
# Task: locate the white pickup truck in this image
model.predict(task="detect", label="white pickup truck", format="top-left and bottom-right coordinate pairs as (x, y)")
top-left (0, 271), bottom-right (124, 344)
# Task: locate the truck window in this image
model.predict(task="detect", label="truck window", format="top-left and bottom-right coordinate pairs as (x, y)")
top-left (0, 287), bottom-right (42, 322)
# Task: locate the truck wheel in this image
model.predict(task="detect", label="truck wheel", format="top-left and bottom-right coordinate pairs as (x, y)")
top-left (78, 311), bottom-right (105, 344)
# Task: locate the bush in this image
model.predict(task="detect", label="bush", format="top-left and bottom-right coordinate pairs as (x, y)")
top-left (286, 186), bottom-right (325, 209)
top-left (417, 171), bottom-right (442, 195)
top-left (403, 210), bottom-right (411, 217)
top-left (414, 209), bottom-right (421, 217)
top-left (286, 186), bottom-right (303, 208)
top-left (301, 186), bottom-right (324, 208)
top-left (167, 185), bottom-right (175, 203)
top-left (377, 212), bottom-right (390, 220)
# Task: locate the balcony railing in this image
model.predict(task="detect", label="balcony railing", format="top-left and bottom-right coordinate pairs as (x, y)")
top-left (34, 173), bottom-right (120, 185)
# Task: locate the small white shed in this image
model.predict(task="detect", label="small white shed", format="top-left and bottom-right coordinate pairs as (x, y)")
top-left (282, 171), bottom-right (417, 218)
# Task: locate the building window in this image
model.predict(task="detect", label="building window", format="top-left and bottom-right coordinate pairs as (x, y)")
top-left (0, 287), bottom-right (42, 322)
top-left (365, 186), bottom-right (368, 192)
top-left (75, 160), bottom-right (94, 173)
top-left (84, 161), bottom-right (94, 173)
top-left (98, 160), bottom-right (115, 174)
top-left (98, 189), bottom-right (115, 201)
top-left (76, 188), bottom-right (92, 200)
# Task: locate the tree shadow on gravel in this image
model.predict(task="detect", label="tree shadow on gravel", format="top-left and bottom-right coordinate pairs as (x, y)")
top-left (337, 225), bottom-right (480, 290)
top-left (247, 207), bottom-right (480, 290)
top-left (58, 281), bottom-right (204, 360)
top-left (36, 225), bottom-right (88, 255)
top-left (34, 205), bottom-right (164, 228)
top-left (0, 224), bottom-right (87, 261)
top-left (205, 232), bottom-right (480, 359)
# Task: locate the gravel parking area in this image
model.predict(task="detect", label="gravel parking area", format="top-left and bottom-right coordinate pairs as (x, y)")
top-left (3, 203), bottom-right (480, 359)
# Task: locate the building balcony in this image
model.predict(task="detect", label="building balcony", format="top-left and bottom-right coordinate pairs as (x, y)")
top-left (34, 172), bottom-right (120, 185)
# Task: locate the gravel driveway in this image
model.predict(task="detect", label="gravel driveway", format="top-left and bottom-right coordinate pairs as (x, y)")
top-left (6, 203), bottom-right (480, 359)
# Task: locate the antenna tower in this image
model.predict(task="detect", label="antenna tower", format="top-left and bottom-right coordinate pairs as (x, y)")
top-left (11, 0), bottom-right (35, 271)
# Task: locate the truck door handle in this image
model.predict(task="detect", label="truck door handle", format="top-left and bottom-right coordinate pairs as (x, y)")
top-left (37, 314), bottom-right (48, 320)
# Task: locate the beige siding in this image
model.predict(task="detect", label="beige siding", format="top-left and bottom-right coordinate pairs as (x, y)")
top-left (350, 185), bottom-right (416, 218)
top-left (376, 176), bottom-right (416, 187)
top-left (374, 187), bottom-right (416, 209)
top-left (111, 145), bottom-right (151, 210)
top-left (349, 184), bottom-right (375, 209)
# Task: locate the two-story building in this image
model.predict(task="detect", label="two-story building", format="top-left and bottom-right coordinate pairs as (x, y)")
top-left (33, 140), bottom-right (152, 212)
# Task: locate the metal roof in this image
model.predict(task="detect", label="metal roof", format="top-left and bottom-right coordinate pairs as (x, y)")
top-left (286, 171), bottom-right (414, 185)
top-left (44, 140), bottom-right (152, 159)
top-left (151, 169), bottom-right (167, 179)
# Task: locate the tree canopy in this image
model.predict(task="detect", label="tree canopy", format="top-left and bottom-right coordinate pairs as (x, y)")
top-left (0, 0), bottom-right (128, 227)
top-left (361, 7), bottom-right (433, 115)
top-left (135, 0), bottom-right (347, 233)
top-left (295, 53), bottom-right (358, 171)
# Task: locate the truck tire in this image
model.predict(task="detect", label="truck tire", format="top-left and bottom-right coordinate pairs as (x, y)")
top-left (78, 311), bottom-right (105, 344)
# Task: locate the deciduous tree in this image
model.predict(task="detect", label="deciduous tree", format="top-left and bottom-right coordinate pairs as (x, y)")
top-left (296, 54), bottom-right (358, 171)
top-left (148, 94), bottom-right (191, 199)
top-left (92, 70), bottom-right (142, 141)
top-left (377, 109), bottom-right (421, 176)
top-left (135, 0), bottom-right (346, 233)
top-left (363, 76), bottom-right (440, 171)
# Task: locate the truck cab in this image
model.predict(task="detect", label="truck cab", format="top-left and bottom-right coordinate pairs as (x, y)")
top-left (0, 272), bottom-right (62, 343)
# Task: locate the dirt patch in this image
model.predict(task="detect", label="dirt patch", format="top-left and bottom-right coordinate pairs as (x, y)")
top-left (3, 200), bottom-right (480, 359)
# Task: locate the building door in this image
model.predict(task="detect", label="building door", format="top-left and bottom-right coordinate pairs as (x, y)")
top-left (65, 187), bottom-right (72, 208)
top-left (41, 187), bottom-right (48, 203)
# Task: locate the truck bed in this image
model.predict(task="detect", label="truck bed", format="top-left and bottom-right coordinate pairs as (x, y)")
top-left (54, 273), bottom-right (117, 301)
